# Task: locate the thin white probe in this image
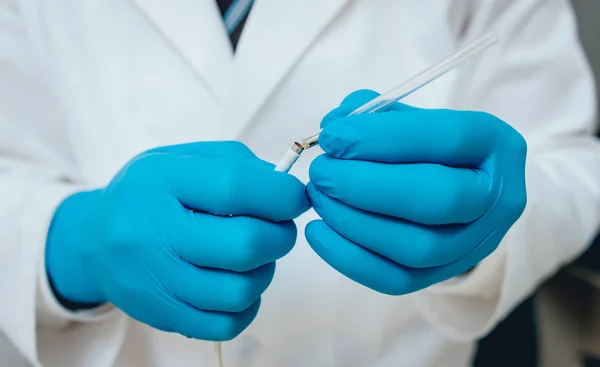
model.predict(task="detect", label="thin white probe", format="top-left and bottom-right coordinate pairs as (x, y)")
top-left (214, 341), bottom-right (223, 367)
top-left (274, 30), bottom-right (499, 173)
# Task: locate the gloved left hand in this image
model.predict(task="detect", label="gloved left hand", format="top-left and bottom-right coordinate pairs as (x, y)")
top-left (306, 90), bottom-right (527, 295)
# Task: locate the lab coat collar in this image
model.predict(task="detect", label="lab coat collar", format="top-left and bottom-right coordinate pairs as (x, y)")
top-left (126, 0), bottom-right (350, 140)
top-left (223, 0), bottom-right (350, 139)
top-left (126, 0), bottom-right (234, 103)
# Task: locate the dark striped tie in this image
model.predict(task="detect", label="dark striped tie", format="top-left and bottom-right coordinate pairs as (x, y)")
top-left (217, 0), bottom-right (254, 50)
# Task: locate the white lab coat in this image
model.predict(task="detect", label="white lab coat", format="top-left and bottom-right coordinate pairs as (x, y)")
top-left (0, 0), bottom-right (599, 366)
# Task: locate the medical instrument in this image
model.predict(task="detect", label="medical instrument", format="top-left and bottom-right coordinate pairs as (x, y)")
top-left (273, 30), bottom-right (499, 173)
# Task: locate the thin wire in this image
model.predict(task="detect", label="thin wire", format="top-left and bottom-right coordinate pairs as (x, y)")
top-left (214, 341), bottom-right (223, 367)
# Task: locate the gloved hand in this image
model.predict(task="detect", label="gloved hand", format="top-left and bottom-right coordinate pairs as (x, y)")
top-left (46, 141), bottom-right (309, 340)
top-left (306, 90), bottom-right (527, 295)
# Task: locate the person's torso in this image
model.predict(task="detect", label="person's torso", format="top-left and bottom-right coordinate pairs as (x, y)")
top-left (24, 0), bottom-right (476, 365)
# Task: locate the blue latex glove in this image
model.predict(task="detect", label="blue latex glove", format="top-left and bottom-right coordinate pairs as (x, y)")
top-left (306, 90), bottom-right (527, 295)
top-left (46, 141), bottom-right (309, 340)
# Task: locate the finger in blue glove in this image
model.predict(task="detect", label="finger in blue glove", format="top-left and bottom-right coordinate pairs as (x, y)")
top-left (306, 90), bottom-right (527, 295)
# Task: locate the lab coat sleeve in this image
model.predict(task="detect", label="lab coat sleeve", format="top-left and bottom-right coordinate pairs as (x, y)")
top-left (411, 0), bottom-right (600, 341)
top-left (0, 6), bottom-right (125, 367)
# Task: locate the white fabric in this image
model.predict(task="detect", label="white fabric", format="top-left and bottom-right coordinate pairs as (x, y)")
top-left (0, 0), bottom-right (599, 366)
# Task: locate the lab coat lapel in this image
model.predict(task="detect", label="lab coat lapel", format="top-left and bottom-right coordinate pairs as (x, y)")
top-left (223, 0), bottom-right (350, 139)
top-left (127, 0), bottom-right (233, 102)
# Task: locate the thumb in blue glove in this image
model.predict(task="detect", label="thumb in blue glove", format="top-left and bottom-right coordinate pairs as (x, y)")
top-left (46, 141), bottom-right (309, 340)
top-left (306, 90), bottom-right (527, 295)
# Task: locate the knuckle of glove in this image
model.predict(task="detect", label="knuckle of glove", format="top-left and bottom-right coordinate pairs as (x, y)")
top-left (104, 213), bottom-right (144, 254)
top-left (214, 162), bottom-right (247, 215)
top-left (401, 231), bottom-right (445, 268)
top-left (214, 317), bottom-right (246, 341)
top-left (223, 275), bottom-right (267, 313)
top-left (126, 151), bottom-right (170, 181)
top-left (221, 140), bottom-right (255, 157)
top-left (229, 223), bottom-right (268, 272)
top-left (501, 184), bottom-right (527, 221)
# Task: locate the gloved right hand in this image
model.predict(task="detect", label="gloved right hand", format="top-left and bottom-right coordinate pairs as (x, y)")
top-left (45, 141), bottom-right (310, 341)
